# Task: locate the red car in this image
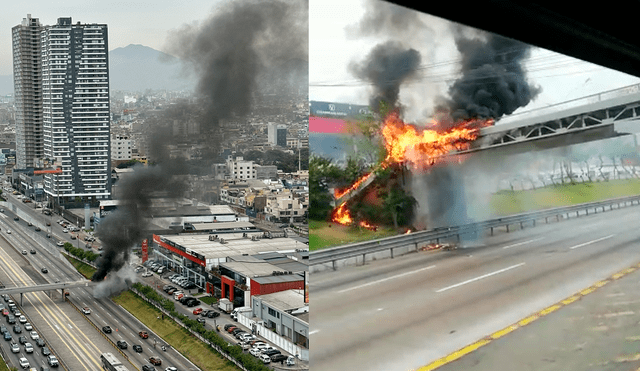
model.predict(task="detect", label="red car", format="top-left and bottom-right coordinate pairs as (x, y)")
top-left (192, 308), bottom-right (203, 315)
top-left (1, 309), bottom-right (8, 317)
top-left (139, 331), bottom-right (149, 339)
top-left (149, 356), bottom-right (162, 366)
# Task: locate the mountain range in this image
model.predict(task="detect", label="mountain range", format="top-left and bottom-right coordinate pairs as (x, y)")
top-left (0, 44), bottom-right (196, 95)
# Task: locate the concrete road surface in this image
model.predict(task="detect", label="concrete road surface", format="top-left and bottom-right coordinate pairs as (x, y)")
top-left (311, 204), bottom-right (640, 371)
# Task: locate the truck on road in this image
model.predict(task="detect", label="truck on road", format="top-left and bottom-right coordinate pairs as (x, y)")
top-left (218, 298), bottom-right (233, 314)
top-left (231, 306), bottom-right (252, 321)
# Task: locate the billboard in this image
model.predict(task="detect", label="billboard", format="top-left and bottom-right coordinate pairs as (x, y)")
top-left (141, 239), bottom-right (148, 263)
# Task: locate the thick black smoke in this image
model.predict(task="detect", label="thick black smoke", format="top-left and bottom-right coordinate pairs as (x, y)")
top-left (166, 0), bottom-right (308, 125)
top-left (91, 166), bottom-right (187, 281)
top-left (350, 41), bottom-right (421, 113)
top-left (92, 0), bottom-right (307, 281)
top-left (439, 31), bottom-right (541, 122)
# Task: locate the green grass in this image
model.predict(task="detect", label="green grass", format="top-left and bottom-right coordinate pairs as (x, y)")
top-left (63, 255), bottom-right (96, 279)
top-left (200, 296), bottom-right (218, 305)
top-left (112, 291), bottom-right (238, 371)
top-left (309, 221), bottom-right (398, 250)
top-left (490, 179), bottom-right (640, 215)
top-left (311, 179), bottom-right (640, 250)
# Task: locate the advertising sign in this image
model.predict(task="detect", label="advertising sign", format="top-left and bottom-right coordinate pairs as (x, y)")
top-left (141, 239), bottom-right (148, 263)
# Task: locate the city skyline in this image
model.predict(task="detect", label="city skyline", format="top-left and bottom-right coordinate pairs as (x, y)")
top-left (0, 0), bottom-right (228, 76)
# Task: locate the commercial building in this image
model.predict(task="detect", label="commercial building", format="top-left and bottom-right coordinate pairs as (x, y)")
top-left (111, 135), bottom-right (132, 161)
top-left (268, 123), bottom-right (287, 147)
top-left (12, 14), bottom-right (44, 169)
top-left (225, 156), bottom-right (256, 180)
top-left (38, 17), bottom-right (110, 206)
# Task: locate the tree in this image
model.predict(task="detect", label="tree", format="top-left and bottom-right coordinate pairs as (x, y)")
top-left (309, 156), bottom-right (342, 221)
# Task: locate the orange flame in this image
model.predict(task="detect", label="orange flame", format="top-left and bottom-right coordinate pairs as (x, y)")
top-left (331, 202), bottom-right (352, 226)
top-left (334, 171), bottom-right (375, 200)
top-left (381, 111), bottom-right (492, 169)
top-left (358, 220), bottom-right (377, 230)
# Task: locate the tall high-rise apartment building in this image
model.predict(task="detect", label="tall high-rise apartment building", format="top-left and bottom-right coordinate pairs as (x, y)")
top-left (268, 123), bottom-right (287, 147)
top-left (18, 16), bottom-right (112, 204)
top-left (12, 14), bottom-right (44, 169)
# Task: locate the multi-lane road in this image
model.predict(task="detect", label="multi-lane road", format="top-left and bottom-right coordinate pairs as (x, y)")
top-left (0, 193), bottom-right (200, 370)
top-left (311, 202), bottom-right (640, 371)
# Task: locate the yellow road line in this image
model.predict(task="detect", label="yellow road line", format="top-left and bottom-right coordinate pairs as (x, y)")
top-left (491, 325), bottom-right (518, 339)
top-left (561, 295), bottom-right (581, 305)
top-left (518, 314), bottom-right (539, 326)
top-left (539, 304), bottom-right (561, 316)
top-left (417, 339), bottom-right (491, 371)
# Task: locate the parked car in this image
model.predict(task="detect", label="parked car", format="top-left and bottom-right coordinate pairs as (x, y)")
top-left (271, 354), bottom-right (288, 363)
top-left (206, 310), bottom-right (220, 318)
top-left (192, 307), bottom-right (203, 315)
top-left (258, 353), bottom-right (271, 364)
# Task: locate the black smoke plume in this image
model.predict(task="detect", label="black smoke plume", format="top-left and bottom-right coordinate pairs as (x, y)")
top-left (91, 166), bottom-right (186, 281)
top-left (439, 31), bottom-right (541, 123)
top-left (165, 0), bottom-right (308, 125)
top-left (350, 41), bottom-right (421, 113)
top-left (92, 0), bottom-right (307, 281)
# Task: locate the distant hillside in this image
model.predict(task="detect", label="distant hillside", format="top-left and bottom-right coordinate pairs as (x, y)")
top-left (109, 44), bottom-right (196, 92)
top-left (0, 45), bottom-right (196, 95)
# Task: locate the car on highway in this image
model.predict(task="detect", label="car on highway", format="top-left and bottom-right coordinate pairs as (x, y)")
top-left (47, 354), bottom-right (59, 367)
top-left (5, 230), bottom-right (10, 234)
top-left (19, 315), bottom-right (26, 324)
top-left (1, 309), bottom-right (8, 317)
top-left (0, 324), bottom-right (5, 334)
top-left (13, 217), bottom-right (19, 221)
top-left (18, 357), bottom-right (30, 368)
top-left (3, 332), bottom-right (11, 341)
top-left (34, 227), bottom-right (41, 232)
top-left (149, 356), bottom-right (162, 366)
top-left (42, 346), bottom-right (51, 355)
top-left (141, 365), bottom-right (156, 371)
top-left (30, 249), bottom-right (36, 254)
top-left (102, 326), bottom-right (112, 334)
top-left (139, 330), bottom-right (149, 339)
top-left (21, 250), bottom-right (27, 255)
top-left (81, 307), bottom-right (91, 315)
top-left (13, 325), bottom-right (21, 333)
top-left (30, 331), bottom-right (38, 340)
top-left (132, 344), bottom-right (143, 353)
top-left (117, 340), bottom-right (128, 349)
top-left (6, 315), bottom-right (15, 324)
top-left (164, 367), bottom-right (178, 371)
top-left (18, 335), bottom-right (27, 344)
top-left (10, 342), bottom-right (19, 353)
top-left (56, 241), bottom-right (64, 247)
top-left (35, 338), bottom-right (45, 347)
top-left (24, 342), bottom-right (33, 353)
top-left (24, 323), bottom-right (32, 331)
top-left (41, 267), bottom-right (48, 274)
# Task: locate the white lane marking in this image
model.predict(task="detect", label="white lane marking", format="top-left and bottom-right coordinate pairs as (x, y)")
top-left (309, 330), bottom-right (320, 335)
top-left (337, 265), bottom-right (436, 293)
top-left (436, 263), bottom-right (526, 293)
top-left (502, 238), bottom-right (544, 249)
top-left (569, 234), bottom-right (615, 250)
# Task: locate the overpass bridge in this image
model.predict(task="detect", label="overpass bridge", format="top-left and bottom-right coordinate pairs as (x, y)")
top-left (468, 83), bottom-right (640, 156)
top-left (0, 280), bottom-right (96, 305)
top-left (333, 83), bottom-right (640, 206)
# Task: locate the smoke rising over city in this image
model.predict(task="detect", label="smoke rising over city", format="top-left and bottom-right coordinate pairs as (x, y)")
top-left (92, 0), bottom-right (308, 283)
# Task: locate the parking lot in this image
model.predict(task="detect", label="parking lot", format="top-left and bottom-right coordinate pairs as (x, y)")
top-left (137, 261), bottom-right (305, 369)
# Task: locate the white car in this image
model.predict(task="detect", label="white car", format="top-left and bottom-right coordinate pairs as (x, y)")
top-left (18, 357), bottom-right (29, 368)
top-left (249, 347), bottom-right (262, 357)
top-left (81, 307), bottom-right (91, 315)
top-left (258, 353), bottom-right (271, 364)
top-left (6, 230), bottom-right (10, 234)
top-left (253, 342), bottom-right (269, 351)
top-left (62, 228), bottom-right (68, 233)
top-left (18, 315), bottom-right (26, 323)
top-left (24, 342), bottom-right (33, 353)
top-left (142, 271), bottom-right (153, 277)
top-left (24, 323), bottom-right (32, 331)
top-left (29, 331), bottom-right (38, 340)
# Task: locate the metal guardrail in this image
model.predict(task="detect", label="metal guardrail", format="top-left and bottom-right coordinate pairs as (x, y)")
top-left (310, 195), bottom-right (640, 269)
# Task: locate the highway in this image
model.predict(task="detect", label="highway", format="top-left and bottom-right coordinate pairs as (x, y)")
top-left (310, 202), bottom-right (640, 371)
top-left (0, 191), bottom-right (200, 370)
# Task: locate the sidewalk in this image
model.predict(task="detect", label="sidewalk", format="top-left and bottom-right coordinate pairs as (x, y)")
top-left (429, 261), bottom-right (640, 371)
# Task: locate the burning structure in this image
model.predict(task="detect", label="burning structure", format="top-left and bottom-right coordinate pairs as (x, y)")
top-left (331, 19), bottom-right (540, 234)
